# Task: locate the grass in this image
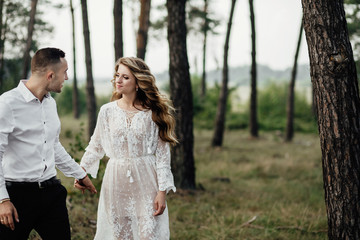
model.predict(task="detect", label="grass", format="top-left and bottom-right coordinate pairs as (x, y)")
top-left (29, 116), bottom-right (327, 240)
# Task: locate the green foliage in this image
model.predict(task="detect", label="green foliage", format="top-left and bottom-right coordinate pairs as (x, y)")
top-left (192, 77), bottom-right (317, 133)
top-left (1, 0), bottom-right (53, 59)
top-left (192, 75), bottom-right (238, 129)
top-left (54, 83), bottom-right (111, 116)
top-left (0, 58), bottom-right (22, 93)
top-left (67, 122), bottom-right (86, 163)
top-left (256, 82), bottom-right (317, 132)
top-left (345, 1), bottom-right (360, 76)
top-left (54, 84), bottom-right (87, 116)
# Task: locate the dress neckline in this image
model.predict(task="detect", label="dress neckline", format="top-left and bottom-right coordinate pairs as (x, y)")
top-left (113, 101), bottom-right (149, 114)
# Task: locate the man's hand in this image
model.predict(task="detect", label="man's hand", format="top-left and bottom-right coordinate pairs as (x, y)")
top-left (74, 175), bottom-right (97, 194)
top-left (0, 200), bottom-right (19, 230)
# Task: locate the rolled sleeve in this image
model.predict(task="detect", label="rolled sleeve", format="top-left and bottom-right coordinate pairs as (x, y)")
top-left (54, 131), bottom-right (86, 180)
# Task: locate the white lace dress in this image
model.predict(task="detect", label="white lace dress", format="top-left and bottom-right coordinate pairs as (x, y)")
top-left (80, 101), bottom-right (176, 240)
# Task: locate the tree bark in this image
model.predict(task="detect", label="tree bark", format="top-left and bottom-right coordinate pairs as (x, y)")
top-left (167, 0), bottom-right (196, 189)
top-left (114, 0), bottom-right (123, 61)
top-left (301, 1), bottom-right (360, 239)
top-left (80, 0), bottom-right (97, 139)
top-left (211, 0), bottom-right (236, 147)
top-left (0, 9), bottom-right (7, 88)
top-left (0, 0), bottom-right (4, 88)
top-left (200, 0), bottom-right (208, 98)
top-left (136, 0), bottom-right (151, 60)
top-left (248, 0), bottom-right (258, 138)
top-left (70, 0), bottom-right (80, 119)
top-left (285, 20), bottom-right (303, 142)
top-left (22, 0), bottom-right (38, 79)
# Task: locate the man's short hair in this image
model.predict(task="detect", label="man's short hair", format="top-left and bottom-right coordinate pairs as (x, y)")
top-left (31, 48), bottom-right (65, 73)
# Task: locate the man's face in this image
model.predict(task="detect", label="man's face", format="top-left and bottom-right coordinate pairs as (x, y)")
top-left (47, 58), bottom-right (68, 93)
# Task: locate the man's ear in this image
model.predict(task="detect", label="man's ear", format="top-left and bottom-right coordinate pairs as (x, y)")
top-left (46, 71), bottom-right (54, 81)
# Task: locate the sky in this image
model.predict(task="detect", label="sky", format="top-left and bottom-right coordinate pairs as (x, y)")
top-left (39, 0), bottom-right (309, 80)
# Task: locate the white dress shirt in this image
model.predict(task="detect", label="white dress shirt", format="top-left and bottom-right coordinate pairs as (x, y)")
top-left (0, 80), bottom-right (86, 200)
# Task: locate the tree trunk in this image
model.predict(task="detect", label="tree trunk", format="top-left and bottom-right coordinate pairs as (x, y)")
top-left (249, 0), bottom-right (258, 138)
top-left (285, 20), bottom-right (303, 142)
top-left (70, 0), bottom-right (79, 119)
top-left (200, 0), bottom-right (208, 98)
top-left (211, 0), bottom-right (236, 147)
top-left (301, 1), bottom-right (360, 239)
top-left (0, 12), bottom-right (7, 88)
top-left (80, 0), bottom-right (97, 139)
top-left (22, 0), bottom-right (38, 80)
top-left (136, 0), bottom-right (151, 60)
top-left (114, 0), bottom-right (123, 61)
top-left (167, 0), bottom-right (195, 189)
top-left (0, 0), bottom-right (4, 88)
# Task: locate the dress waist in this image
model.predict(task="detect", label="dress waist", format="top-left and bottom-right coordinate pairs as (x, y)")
top-left (108, 155), bottom-right (155, 183)
top-left (110, 154), bottom-right (155, 160)
top-left (108, 154), bottom-right (155, 165)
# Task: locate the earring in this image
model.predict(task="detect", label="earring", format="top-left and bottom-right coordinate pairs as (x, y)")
top-left (136, 87), bottom-right (138, 92)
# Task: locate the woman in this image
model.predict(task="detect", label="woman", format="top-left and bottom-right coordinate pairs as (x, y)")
top-left (76, 57), bottom-right (177, 240)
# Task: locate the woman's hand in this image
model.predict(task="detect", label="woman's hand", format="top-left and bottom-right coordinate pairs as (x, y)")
top-left (74, 175), bottom-right (97, 194)
top-left (153, 191), bottom-right (166, 216)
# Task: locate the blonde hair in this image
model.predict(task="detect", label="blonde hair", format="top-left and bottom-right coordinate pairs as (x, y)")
top-left (111, 57), bottom-right (178, 145)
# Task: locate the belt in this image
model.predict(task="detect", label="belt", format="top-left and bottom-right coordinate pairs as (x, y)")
top-left (5, 176), bottom-right (61, 189)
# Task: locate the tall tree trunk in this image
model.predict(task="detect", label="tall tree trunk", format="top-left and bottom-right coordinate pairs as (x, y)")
top-left (136, 0), bottom-right (151, 60)
top-left (285, 20), bottom-right (303, 142)
top-left (80, 0), bottom-right (97, 139)
top-left (211, 0), bottom-right (236, 147)
top-left (22, 0), bottom-right (38, 79)
top-left (70, 0), bottom-right (79, 119)
top-left (0, 13), bottom-right (7, 88)
top-left (167, 0), bottom-right (195, 189)
top-left (200, 0), bottom-right (208, 98)
top-left (114, 0), bottom-right (123, 61)
top-left (301, 1), bottom-right (360, 239)
top-left (248, 0), bottom-right (258, 138)
top-left (0, 0), bottom-right (4, 88)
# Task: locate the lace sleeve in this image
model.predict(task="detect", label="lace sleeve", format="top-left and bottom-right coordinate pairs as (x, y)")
top-left (155, 135), bottom-right (176, 194)
top-left (80, 109), bottom-right (106, 178)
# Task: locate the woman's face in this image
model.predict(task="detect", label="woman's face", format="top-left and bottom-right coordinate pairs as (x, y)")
top-left (114, 64), bottom-right (138, 95)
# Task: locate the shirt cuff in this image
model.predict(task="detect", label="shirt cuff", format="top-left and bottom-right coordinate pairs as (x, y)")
top-left (0, 186), bottom-right (9, 201)
top-left (74, 166), bottom-right (87, 180)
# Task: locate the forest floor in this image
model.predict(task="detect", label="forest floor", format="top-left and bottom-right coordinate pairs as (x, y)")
top-left (29, 116), bottom-right (327, 240)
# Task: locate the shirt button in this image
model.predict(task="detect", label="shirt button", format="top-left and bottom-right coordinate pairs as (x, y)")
top-left (44, 141), bottom-right (46, 143)
top-left (44, 122), bottom-right (45, 124)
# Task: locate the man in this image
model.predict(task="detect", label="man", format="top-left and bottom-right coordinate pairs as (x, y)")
top-left (0, 47), bottom-right (97, 240)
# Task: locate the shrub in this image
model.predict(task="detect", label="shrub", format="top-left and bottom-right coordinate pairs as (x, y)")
top-left (55, 83), bottom-right (111, 116)
top-left (192, 77), bottom-right (316, 133)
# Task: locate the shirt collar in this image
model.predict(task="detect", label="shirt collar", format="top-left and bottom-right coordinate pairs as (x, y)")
top-left (17, 80), bottom-right (50, 102)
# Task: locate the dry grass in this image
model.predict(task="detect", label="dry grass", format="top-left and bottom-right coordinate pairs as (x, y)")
top-left (29, 116), bottom-right (327, 240)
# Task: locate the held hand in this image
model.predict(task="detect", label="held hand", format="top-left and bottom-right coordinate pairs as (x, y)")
top-left (74, 175), bottom-right (97, 194)
top-left (153, 191), bottom-right (166, 216)
top-left (74, 179), bottom-right (86, 194)
top-left (0, 201), bottom-right (19, 230)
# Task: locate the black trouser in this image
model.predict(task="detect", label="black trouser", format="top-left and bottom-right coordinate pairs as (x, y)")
top-left (0, 178), bottom-right (71, 240)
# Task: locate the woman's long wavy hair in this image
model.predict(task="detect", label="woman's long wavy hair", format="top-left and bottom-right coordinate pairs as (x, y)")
top-left (111, 57), bottom-right (178, 145)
